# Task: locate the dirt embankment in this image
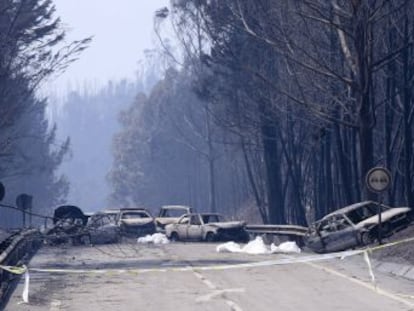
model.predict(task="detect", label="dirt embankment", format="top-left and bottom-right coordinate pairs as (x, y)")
top-left (371, 224), bottom-right (414, 265)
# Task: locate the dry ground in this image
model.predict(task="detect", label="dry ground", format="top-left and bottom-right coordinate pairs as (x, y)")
top-left (371, 223), bottom-right (414, 265)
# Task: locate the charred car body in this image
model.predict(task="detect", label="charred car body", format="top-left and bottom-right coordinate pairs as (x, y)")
top-left (305, 201), bottom-right (412, 253)
top-left (117, 208), bottom-right (156, 237)
top-left (155, 205), bottom-right (193, 232)
top-left (85, 209), bottom-right (120, 244)
top-left (165, 213), bottom-right (249, 242)
top-left (46, 205), bottom-right (89, 245)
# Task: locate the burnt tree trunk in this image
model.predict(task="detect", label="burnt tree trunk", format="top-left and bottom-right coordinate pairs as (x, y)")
top-left (353, 4), bottom-right (375, 200)
top-left (402, 18), bottom-right (414, 207)
top-left (261, 120), bottom-right (284, 224)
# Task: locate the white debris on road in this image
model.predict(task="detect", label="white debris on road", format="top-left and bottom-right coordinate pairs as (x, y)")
top-left (241, 236), bottom-right (270, 254)
top-left (270, 241), bottom-right (301, 254)
top-left (137, 233), bottom-right (170, 244)
top-left (216, 241), bottom-right (242, 253)
top-left (216, 236), bottom-right (301, 254)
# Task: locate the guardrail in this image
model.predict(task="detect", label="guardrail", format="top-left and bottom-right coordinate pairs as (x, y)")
top-left (246, 224), bottom-right (309, 245)
top-left (0, 229), bottom-right (42, 305)
top-left (246, 224), bottom-right (308, 236)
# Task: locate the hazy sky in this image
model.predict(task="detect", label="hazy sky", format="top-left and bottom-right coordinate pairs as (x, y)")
top-left (48, 0), bottom-right (168, 93)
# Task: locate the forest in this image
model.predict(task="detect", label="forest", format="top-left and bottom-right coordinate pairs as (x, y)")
top-left (110, 0), bottom-right (414, 225)
top-left (0, 0), bottom-right (90, 227)
top-left (2, 0), bottom-right (414, 228)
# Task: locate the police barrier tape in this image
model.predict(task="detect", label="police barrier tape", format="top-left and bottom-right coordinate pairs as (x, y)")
top-left (0, 265), bottom-right (29, 304)
top-left (0, 265), bottom-right (27, 275)
top-left (27, 249), bottom-right (365, 274)
top-left (1, 236), bottom-right (414, 304)
top-left (22, 236), bottom-right (414, 274)
top-left (2, 236), bottom-right (414, 275)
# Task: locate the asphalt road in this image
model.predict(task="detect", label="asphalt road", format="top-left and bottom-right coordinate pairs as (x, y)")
top-left (5, 241), bottom-right (414, 311)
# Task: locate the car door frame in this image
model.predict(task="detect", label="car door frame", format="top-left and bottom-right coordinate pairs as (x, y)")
top-left (320, 214), bottom-right (359, 252)
top-left (187, 214), bottom-right (204, 240)
top-left (176, 215), bottom-right (190, 240)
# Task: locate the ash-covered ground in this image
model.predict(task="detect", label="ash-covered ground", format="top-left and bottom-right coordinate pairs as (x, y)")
top-left (371, 224), bottom-right (414, 265)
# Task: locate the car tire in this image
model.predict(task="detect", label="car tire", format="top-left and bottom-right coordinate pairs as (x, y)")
top-left (360, 231), bottom-right (374, 246)
top-left (406, 213), bottom-right (414, 224)
top-left (205, 232), bottom-right (215, 242)
top-left (170, 232), bottom-right (179, 242)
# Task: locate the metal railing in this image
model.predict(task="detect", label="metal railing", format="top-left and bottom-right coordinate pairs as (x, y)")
top-left (246, 224), bottom-right (308, 236)
top-left (0, 229), bottom-right (42, 305)
top-left (246, 224), bottom-right (309, 245)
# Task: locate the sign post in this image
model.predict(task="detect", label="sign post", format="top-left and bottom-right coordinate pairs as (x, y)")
top-left (16, 194), bottom-right (33, 228)
top-left (365, 167), bottom-right (392, 244)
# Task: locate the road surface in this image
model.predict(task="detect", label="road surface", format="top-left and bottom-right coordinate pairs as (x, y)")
top-left (5, 241), bottom-right (414, 310)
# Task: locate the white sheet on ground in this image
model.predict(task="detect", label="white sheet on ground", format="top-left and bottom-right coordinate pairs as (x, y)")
top-left (216, 241), bottom-right (242, 253)
top-left (270, 241), bottom-right (301, 254)
top-left (241, 236), bottom-right (270, 254)
top-left (137, 233), bottom-right (170, 244)
top-left (216, 236), bottom-right (301, 254)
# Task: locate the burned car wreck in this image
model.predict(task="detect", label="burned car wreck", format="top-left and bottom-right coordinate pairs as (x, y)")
top-left (84, 209), bottom-right (120, 244)
top-left (117, 208), bottom-right (156, 238)
top-left (165, 213), bottom-right (250, 242)
top-left (45, 205), bottom-right (89, 245)
top-left (155, 205), bottom-right (193, 232)
top-left (305, 201), bottom-right (412, 253)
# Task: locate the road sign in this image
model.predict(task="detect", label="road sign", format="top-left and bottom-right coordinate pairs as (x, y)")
top-left (366, 167), bottom-right (391, 193)
top-left (16, 193), bottom-right (33, 227)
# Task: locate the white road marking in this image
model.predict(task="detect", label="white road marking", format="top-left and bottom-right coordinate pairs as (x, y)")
top-left (190, 267), bottom-right (245, 310)
top-left (306, 261), bottom-right (414, 308)
top-left (192, 270), bottom-right (217, 289)
top-left (29, 249), bottom-right (365, 275)
top-left (274, 252), bottom-right (414, 308)
top-left (196, 288), bottom-right (245, 302)
top-left (225, 299), bottom-right (245, 311)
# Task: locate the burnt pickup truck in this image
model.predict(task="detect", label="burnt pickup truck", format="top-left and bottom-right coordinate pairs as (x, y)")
top-left (165, 213), bottom-right (249, 243)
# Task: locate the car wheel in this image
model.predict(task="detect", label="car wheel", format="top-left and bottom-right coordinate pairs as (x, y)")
top-left (205, 232), bottom-right (215, 242)
top-left (170, 232), bottom-right (179, 242)
top-left (360, 231), bottom-right (374, 246)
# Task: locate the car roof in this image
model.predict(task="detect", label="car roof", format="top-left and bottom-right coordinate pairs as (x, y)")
top-left (119, 208), bottom-right (152, 216)
top-left (120, 207), bottom-right (150, 211)
top-left (161, 205), bottom-right (192, 210)
top-left (321, 201), bottom-right (378, 220)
